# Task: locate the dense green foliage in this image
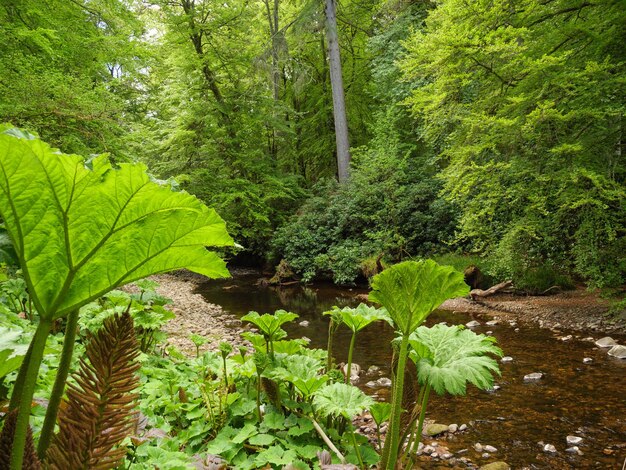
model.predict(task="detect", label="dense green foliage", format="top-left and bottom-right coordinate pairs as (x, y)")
top-left (1, 0), bottom-right (623, 288)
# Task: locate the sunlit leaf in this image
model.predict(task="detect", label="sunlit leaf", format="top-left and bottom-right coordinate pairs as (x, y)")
top-left (408, 323), bottom-right (502, 395)
top-left (369, 260), bottom-right (469, 335)
top-left (313, 383), bottom-right (374, 419)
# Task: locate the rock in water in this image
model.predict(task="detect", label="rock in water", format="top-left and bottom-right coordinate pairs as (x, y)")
top-left (583, 357), bottom-right (593, 364)
top-left (501, 356), bottom-right (513, 363)
top-left (607, 345), bottom-right (626, 359)
top-left (595, 337), bottom-right (617, 348)
top-left (543, 444), bottom-right (557, 453)
top-left (566, 436), bottom-right (583, 445)
top-left (424, 423), bottom-right (450, 436)
top-left (524, 372), bottom-right (543, 381)
top-left (479, 463), bottom-right (510, 470)
top-left (448, 423), bottom-right (458, 433)
top-left (466, 320), bottom-right (481, 328)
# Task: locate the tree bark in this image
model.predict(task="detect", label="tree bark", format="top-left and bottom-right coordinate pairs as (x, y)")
top-left (324, 0), bottom-right (350, 182)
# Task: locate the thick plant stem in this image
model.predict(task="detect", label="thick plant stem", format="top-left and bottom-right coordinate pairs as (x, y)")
top-left (349, 425), bottom-right (365, 469)
top-left (8, 340), bottom-right (33, 409)
top-left (38, 309), bottom-right (79, 458)
top-left (381, 334), bottom-right (409, 469)
top-left (326, 320), bottom-right (336, 373)
top-left (345, 332), bottom-right (357, 384)
top-left (10, 318), bottom-right (51, 470)
top-left (411, 383), bottom-right (431, 456)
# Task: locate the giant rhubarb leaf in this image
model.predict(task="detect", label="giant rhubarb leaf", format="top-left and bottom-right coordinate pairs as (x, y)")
top-left (0, 127), bottom-right (232, 320)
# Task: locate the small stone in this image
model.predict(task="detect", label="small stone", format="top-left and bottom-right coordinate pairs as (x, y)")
top-left (298, 320), bottom-right (309, 327)
top-left (514, 328), bottom-right (520, 332)
top-left (543, 444), bottom-right (557, 453)
top-left (560, 335), bottom-right (573, 341)
top-left (466, 320), bottom-right (481, 328)
top-left (553, 323), bottom-right (562, 329)
top-left (474, 443), bottom-right (483, 452)
top-left (607, 344), bottom-right (626, 359)
top-left (482, 452), bottom-right (490, 458)
top-left (566, 446), bottom-right (583, 455)
top-left (484, 445), bottom-right (498, 453)
top-left (417, 442), bottom-right (424, 452)
top-left (583, 357), bottom-right (593, 364)
top-left (479, 463), bottom-right (510, 470)
top-left (486, 330), bottom-right (493, 335)
top-left (566, 436), bottom-right (583, 445)
top-left (441, 453), bottom-right (453, 459)
top-left (343, 363), bottom-right (361, 378)
top-left (582, 337), bottom-right (595, 342)
top-left (424, 423), bottom-right (449, 436)
top-left (376, 377), bottom-right (392, 387)
top-left (367, 365), bottom-right (380, 375)
top-left (448, 423), bottom-right (458, 433)
top-left (431, 452), bottom-right (439, 458)
top-left (509, 321), bottom-right (517, 327)
top-left (524, 372), bottom-right (543, 381)
top-left (423, 445), bottom-right (436, 455)
top-left (365, 381), bottom-right (377, 388)
top-left (501, 356), bottom-right (513, 363)
top-left (595, 337), bottom-right (617, 348)
top-left (459, 424), bottom-right (468, 431)
top-left (486, 320), bottom-right (499, 326)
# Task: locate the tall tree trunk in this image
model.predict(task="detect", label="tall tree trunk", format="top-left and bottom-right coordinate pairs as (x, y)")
top-left (324, 0), bottom-right (350, 182)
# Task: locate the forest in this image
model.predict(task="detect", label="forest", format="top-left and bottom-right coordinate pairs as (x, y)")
top-left (0, 0), bottom-right (625, 469)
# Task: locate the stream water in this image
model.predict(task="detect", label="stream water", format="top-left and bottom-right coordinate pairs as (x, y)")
top-left (195, 270), bottom-right (626, 469)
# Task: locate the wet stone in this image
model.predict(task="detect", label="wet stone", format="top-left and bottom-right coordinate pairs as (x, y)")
top-left (366, 365), bottom-right (380, 375)
top-left (484, 445), bottom-right (498, 453)
top-left (479, 462), bottom-right (511, 470)
top-left (543, 444), bottom-right (557, 453)
top-left (459, 424), bottom-right (468, 431)
top-left (466, 320), bottom-right (481, 328)
top-left (474, 443), bottom-right (483, 452)
top-left (583, 357), bottom-right (593, 364)
top-left (298, 320), bottom-right (309, 327)
top-left (376, 377), bottom-right (392, 387)
top-left (501, 356), bottom-right (513, 363)
top-left (560, 335), bottom-right (573, 341)
top-left (486, 320), bottom-right (499, 326)
top-left (595, 337), bottom-right (617, 348)
top-left (566, 436), bottom-right (583, 445)
top-left (482, 452), bottom-right (491, 458)
top-left (425, 423), bottom-right (450, 436)
top-left (524, 372), bottom-right (543, 381)
top-left (448, 423), bottom-right (458, 433)
top-left (608, 344), bottom-right (626, 359)
top-left (365, 381), bottom-right (377, 388)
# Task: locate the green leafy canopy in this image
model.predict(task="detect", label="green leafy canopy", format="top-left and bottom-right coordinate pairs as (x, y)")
top-left (408, 323), bottom-right (503, 396)
top-left (0, 127), bottom-right (233, 320)
top-left (368, 260), bottom-right (469, 335)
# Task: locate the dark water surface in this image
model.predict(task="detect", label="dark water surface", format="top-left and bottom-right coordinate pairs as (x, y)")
top-left (195, 270), bottom-right (626, 469)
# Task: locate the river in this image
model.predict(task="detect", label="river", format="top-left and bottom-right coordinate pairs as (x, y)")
top-left (195, 270), bottom-right (626, 469)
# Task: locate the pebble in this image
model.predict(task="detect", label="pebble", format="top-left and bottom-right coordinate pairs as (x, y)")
top-left (441, 452), bottom-right (453, 459)
top-left (298, 320), bottom-right (309, 327)
top-left (509, 321), bottom-right (517, 327)
top-left (466, 320), bottom-right (481, 328)
top-left (560, 335), bottom-right (573, 341)
top-left (365, 381), bottom-right (377, 388)
top-left (608, 344), bottom-right (626, 359)
top-left (595, 337), bottom-right (617, 348)
top-left (376, 377), bottom-right (392, 387)
top-left (543, 444), bottom-right (557, 453)
top-left (481, 452), bottom-right (491, 458)
top-left (486, 330), bottom-right (493, 335)
top-left (514, 328), bottom-right (520, 333)
top-left (583, 357), bottom-right (593, 364)
top-left (448, 423), bottom-right (458, 433)
top-left (459, 424), bottom-right (468, 431)
top-left (582, 337), bottom-right (595, 342)
top-left (501, 356), bottom-right (513, 363)
top-left (423, 445), bottom-right (436, 455)
top-left (367, 365), bottom-right (380, 375)
top-left (484, 445), bottom-right (498, 453)
top-left (486, 320), bottom-right (499, 326)
top-left (524, 372), bottom-right (543, 381)
top-left (566, 435), bottom-right (583, 445)
top-left (566, 446), bottom-right (583, 456)
top-left (474, 443), bottom-right (483, 452)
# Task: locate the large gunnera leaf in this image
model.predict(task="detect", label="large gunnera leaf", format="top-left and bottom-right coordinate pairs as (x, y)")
top-left (368, 260), bottom-right (469, 335)
top-left (0, 127), bottom-right (233, 320)
top-left (408, 323), bottom-right (502, 396)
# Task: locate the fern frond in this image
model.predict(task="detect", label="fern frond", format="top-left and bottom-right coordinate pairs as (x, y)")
top-left (0, 409), bottom-right (41, 469)
top-left (45, 311), bottom-right (140, 470)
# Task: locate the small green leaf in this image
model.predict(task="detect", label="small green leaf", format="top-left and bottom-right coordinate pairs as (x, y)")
top-left (313, 383), bottom-right (374, 419)
top-left (369, 402), bottom-right (392, 426)
top-left (247, 433), bottom-right (276, 446)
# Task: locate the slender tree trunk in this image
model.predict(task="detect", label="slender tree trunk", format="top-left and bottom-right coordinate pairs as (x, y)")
top-left (324, 0), bottom-right (350, 182)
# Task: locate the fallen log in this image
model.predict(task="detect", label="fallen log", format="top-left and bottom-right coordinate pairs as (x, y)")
top-left (470, 280), bottom-right (513, 301)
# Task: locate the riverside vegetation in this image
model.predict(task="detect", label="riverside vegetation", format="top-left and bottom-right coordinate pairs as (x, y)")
top-left (0, 128), bottom-right (503, 468)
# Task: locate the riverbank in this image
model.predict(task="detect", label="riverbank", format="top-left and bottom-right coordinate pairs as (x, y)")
top-left (152, 271), bottom-right (625, 356)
